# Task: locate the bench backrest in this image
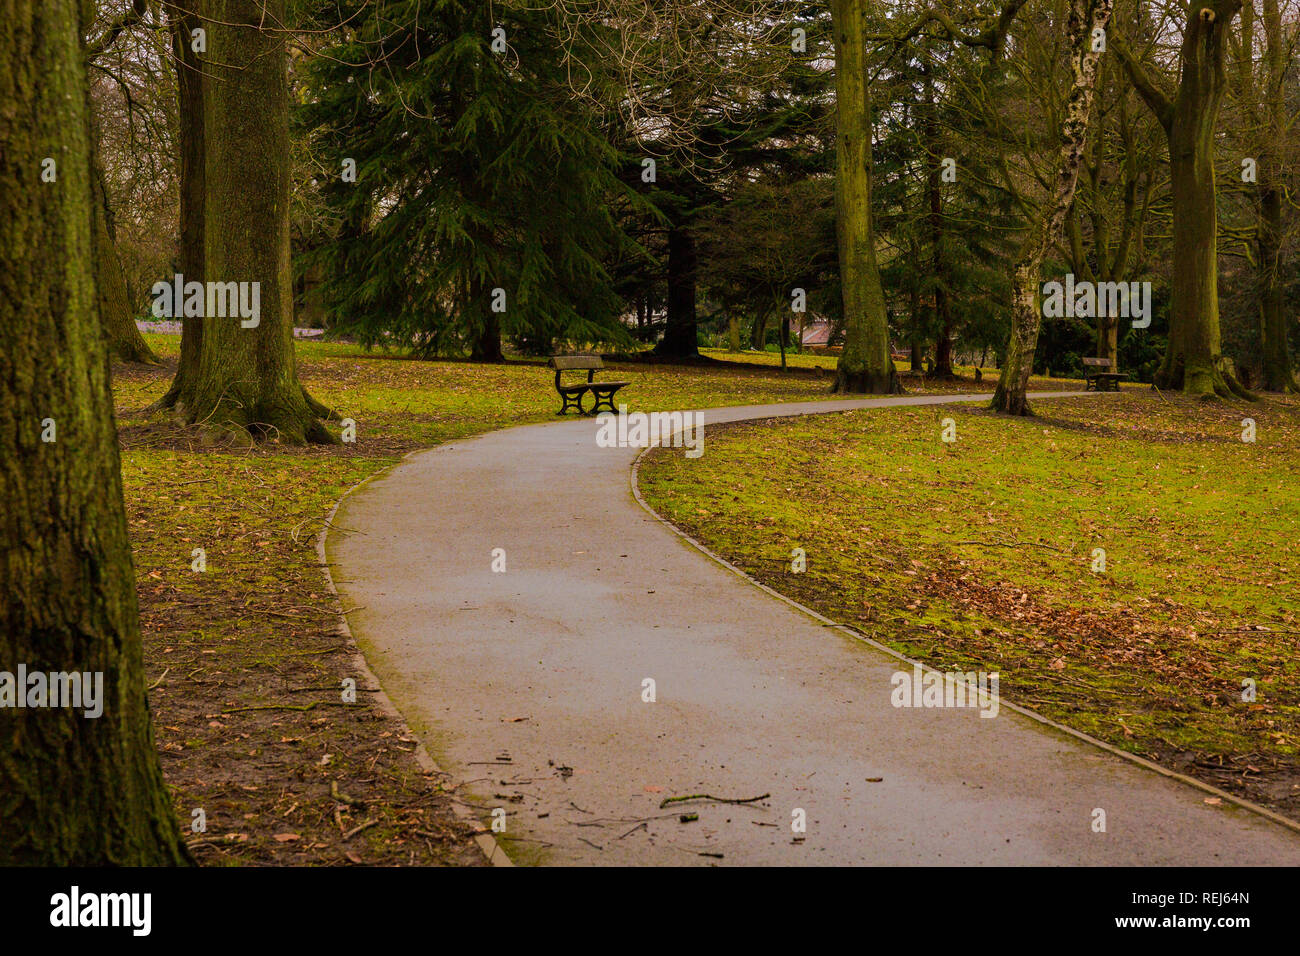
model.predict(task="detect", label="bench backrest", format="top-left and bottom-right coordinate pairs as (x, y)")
top-left (1081, 357), bottom-right (1113, 368)
top-left (550, 354), bottom-right (603, 371)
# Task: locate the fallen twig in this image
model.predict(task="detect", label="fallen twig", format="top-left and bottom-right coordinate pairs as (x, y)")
top-left (342, 819), bottom-right (379, 841)
top-left (659, 792), bottom-right (770, 809)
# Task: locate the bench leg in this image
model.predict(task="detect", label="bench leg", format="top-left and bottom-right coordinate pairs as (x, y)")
top-left (557, 390), bottom-right (587, 415)
top-left (588, 385), bottom-right (626, 416)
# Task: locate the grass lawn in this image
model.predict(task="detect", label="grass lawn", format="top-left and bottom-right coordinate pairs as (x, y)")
top-left (637, 391), bottom-right (1300, 819)
top-left (111, 334), bottom-right (1164, 862)
top-left (118, 335), bottom-right (1081, 864)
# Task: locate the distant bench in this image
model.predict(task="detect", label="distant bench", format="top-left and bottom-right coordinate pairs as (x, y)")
top-left (1082, 357), bottom-right (1125, 392)
top-left (548, 354), bottom-right (629, 415)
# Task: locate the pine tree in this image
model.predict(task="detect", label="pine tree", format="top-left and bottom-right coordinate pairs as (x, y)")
top-left (299, 0), bottom-right (635, 360)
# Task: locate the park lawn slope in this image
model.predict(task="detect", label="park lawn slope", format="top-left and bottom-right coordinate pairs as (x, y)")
top-left (637, 392), bottom-right (1300, 820)
top-left (114, 337), bottom-right (1079, 863)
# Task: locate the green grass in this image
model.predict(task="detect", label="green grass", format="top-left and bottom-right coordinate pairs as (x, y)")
top-left (119, 335), bottom-right (1019, 863)
top-left (637, 391), bottom-right (1300, 816)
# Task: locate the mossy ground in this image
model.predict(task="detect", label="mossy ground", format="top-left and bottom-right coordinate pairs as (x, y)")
top-left (638, 392), bottom-right (1300, 819)
top-left (118, 335), bottom-right (1066, 863)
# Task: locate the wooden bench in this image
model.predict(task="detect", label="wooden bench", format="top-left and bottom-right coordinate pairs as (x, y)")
top-left (548, 355), bottom-right (629, 415)
top-left (1082, 356), bottom-right (1125, 391)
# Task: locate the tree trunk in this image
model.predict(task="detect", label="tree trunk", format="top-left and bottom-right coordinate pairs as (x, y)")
top-left (1158, 121), bottom-right (1227, 396)
top-left (993, 0), bottom-right (1113, 415)
top-left (155, 5), bottom-right (206, 412)
top-left (1256, 0), bottom-right (1297, 392)
top-left (750, 308), bottom-right (768, 349)
top-left (727, 313), bottom-right (741, 352)
top-left (1257, 173), bottom-right (1295, 392)
top-left (187, 0), bottom-right (334, 443)
top-left (655, 223), bottom-right (700, 358)
top-left (923, 72), bottom-right (954, 379)
top-left (1097, 313), bottom-right (1119, 368)
top-left (471, 285), bottom-right (505, 362)
top-left (1118, 2), bottom-right (1250, 399)
top-left (91, 148), bottom-right (158, 365)
top-left (829, 0), bottom-right (899, 394)
top-left (907, 275), bottom-right (924, 373)
top-left (0, 0), bottom-right (188, 865)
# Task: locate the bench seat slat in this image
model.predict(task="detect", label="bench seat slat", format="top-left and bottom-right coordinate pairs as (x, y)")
top-left (550, 355), bottom-right (604, 371)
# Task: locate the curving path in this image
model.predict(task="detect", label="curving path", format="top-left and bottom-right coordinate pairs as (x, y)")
top-left (327, 393), bottom-right (1300, 865)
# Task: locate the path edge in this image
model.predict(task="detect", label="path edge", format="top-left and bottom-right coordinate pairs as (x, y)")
top-left (317, 452), bottom-right (515, 867)
top-left (628, 401), bottom-right (1300, 839)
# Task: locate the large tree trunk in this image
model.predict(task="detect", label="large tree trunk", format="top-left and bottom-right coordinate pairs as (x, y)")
top-left (1158, 118), bottom-right (1227, 396)
top-left (156, 8), bottom-right (206, 412)
top-left (187, 0), bottom-right (333, 443)
top-left (655, 223), bottom-right (700, 358)
top-left (91, 148), bottom-right (158, 365)
top-left (830, 0), bottom-right (899, 394)
top-left (993, 0), bottom-right (1113, 415)
top-left (1118, 1), bottom-right (1250, 399)
top-left (0, 0), bottom-right (188, 865)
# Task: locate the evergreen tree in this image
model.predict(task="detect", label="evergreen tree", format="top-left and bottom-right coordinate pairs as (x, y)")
top-left (299, 0), bottom-right (636, 360)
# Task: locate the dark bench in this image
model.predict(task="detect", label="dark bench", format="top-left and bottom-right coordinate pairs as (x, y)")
top-left (1082, 356), bottom-right (1125, 391)
top-left (548, 354), bottom-right (629, 415)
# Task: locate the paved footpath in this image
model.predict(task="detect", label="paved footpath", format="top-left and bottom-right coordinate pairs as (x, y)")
top-left (328, 393), bottom-right (1300, 865)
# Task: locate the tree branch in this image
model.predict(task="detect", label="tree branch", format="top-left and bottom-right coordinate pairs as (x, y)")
top-left (1109, 28), bottom-right (1174, 130)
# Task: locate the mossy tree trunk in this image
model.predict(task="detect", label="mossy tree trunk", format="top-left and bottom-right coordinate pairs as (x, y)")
top-left (829, 0), bottom-right (900, 394)
top-left (186, 0), bottom-right (334, 443)
top-left (727, 314), bottom-right (742, 352)
top-left (91, 147), bottom-right (159, 365)
top-left (155, 5), bottom-right (206, 412)
top-left (993, 0), bottom-right (1113, 415)
top-left (0, 0), bottom-right (189, 865)
top-left (1115, 1), bottom-right (1251, 399)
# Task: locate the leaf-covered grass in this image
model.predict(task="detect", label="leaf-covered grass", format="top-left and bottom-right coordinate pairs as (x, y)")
top-left (637, 391), bottom-right (1300, 818)
top-left (109, 335), bottom-right (1144, 862)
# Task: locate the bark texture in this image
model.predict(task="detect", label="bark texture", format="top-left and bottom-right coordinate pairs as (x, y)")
top-left (1115, 1), bottom-right (1251, 399)
top-left (830, 0), bottom-right (900, 394)
top-left (186, 0), bottom-right (333, 443)
top-left (91, 150), bottom-right (158, 365)
top-left (0, 0), bottom-right (188, 865)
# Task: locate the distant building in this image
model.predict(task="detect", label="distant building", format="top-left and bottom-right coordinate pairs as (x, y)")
top-left (801, 319), bottom-right (833, 348)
